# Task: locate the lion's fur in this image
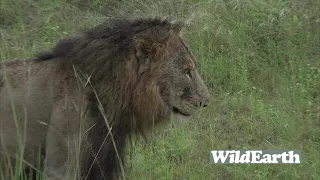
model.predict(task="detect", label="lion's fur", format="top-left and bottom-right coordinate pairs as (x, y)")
top-left (0, 18), bottom-right (210, 179)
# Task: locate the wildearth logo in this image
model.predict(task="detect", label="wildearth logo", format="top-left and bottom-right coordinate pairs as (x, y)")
top-left (210, 150), bottom-right (301, 164)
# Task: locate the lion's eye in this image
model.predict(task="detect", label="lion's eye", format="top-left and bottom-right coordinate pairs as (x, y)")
top-left (186, 70), bottom-right (192, 80)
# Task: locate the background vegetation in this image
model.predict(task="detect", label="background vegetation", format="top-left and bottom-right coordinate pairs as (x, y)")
top-left (1, 0), bottom-right (319, 179)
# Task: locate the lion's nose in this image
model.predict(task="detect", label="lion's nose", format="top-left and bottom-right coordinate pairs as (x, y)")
top-left (199, 101), bottom-right (209, 108)
top-left (199, 94), bottom-right (210, 108)
top-left (200, 102), bottom-right (208, 107)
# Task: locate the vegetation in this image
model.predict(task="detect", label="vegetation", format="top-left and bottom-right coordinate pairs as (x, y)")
top-left (1, 0), bottom-right (319, 179)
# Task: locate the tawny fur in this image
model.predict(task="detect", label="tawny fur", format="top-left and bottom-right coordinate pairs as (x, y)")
top-left (0, 18), bottom-right (210, 180)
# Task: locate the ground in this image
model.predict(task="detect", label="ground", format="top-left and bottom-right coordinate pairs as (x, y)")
top-left (0, 0), bottom-right (319, 179)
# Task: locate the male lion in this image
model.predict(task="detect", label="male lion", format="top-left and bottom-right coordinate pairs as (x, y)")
top-left (0, 18), bottom-right (210, 180)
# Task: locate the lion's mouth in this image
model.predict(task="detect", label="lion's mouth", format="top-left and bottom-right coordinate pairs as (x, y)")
top-left (172, 107), bottom-right (192, 117)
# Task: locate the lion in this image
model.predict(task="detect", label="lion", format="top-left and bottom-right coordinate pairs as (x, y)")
top-left (0, 18), bottom-right (210, 180)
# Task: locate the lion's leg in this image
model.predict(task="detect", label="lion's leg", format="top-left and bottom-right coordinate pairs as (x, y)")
top-left (44, 101), bottom-right (84, 180)
top-left (44, 130), bottom-right (69, 180)
top-left (44, 131), bottom-right (83, 180)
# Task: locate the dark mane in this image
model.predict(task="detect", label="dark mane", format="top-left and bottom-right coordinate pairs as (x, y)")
top-left (36, 17), bottom-right (176, 180)
top-left (36, 18), bottom-right (172, 61)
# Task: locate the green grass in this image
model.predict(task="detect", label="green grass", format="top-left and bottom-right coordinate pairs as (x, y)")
top-left (1, 0), bottom-right (319, 179)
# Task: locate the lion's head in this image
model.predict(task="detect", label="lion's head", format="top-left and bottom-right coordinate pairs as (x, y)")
top-left (128, 20), bottom-right (211, 129)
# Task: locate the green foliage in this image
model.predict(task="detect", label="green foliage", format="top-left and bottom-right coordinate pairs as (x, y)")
top-left (1, 0), bottom-right (319, 179)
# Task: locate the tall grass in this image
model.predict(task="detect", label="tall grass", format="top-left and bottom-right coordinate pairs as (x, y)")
top-left (1, 0), bottom-right (319, 179)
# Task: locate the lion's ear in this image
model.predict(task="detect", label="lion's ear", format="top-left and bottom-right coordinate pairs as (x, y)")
top-left (170, 21), bottom-right (184, 35)
top-left (159, 21), bottom-right (184, 43)
top-left (134, 35), bottom-right (167, 74)
top-left (133, 21), bottom-right (184, 58)
top-left (133, 36), bottom-right (154, 59)
top-left (133, 21), bottom-right (184, 74)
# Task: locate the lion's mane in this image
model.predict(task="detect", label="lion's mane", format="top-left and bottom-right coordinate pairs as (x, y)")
top-left (37, 18), bottom-right (174, 179)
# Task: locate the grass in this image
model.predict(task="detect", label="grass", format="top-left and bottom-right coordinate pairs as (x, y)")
top-left (1, 0), bottom-right (319, 179)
